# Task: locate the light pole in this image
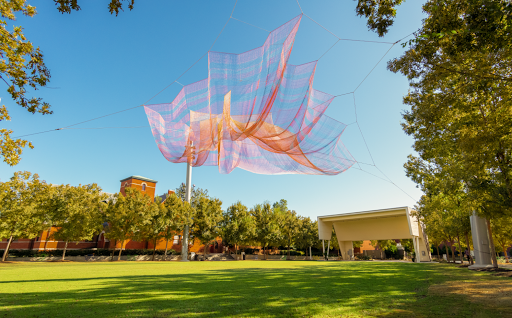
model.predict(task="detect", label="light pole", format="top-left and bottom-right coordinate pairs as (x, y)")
top-left (181, 142), bottom-right (194, 262)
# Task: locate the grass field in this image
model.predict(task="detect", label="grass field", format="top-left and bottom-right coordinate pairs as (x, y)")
top-left (1, 261), bottom-right (511, 317)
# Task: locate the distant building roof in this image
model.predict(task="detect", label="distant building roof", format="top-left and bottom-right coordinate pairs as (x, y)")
top-left (120, 176), bottom-right (158, 183)
top-left (157, 190), bottom-right (176, 203)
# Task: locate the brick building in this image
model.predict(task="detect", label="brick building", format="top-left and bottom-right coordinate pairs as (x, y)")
top-left (0, 176), bottom-right (225, 254)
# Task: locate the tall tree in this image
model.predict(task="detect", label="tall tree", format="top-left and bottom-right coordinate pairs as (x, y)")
top-left (49, 184), bottom-right (106, 260)
top-left (251, 202), bottom-right (282, 260)
top-left (0, 0), bottom-right (141, 165)
top-left (222, 201), bottom-right (255, 256)
top-left (491, 215), bottom-right (512, 263)
top-left (390, 0), bottom-right (512, 268)
top-left (136, 197), bottom-right (166, 261)
top-left (295, 217), bottom-right (319, 259)
top-left (0, 171), bottom-right (48, 261)
top-left (329, 227), bottom-right (344, 258)
top-left (175, 183), bottom-right (208, 209)
top-left (191, 197), bottom-right (223, 259)
top-left (175, 199), bottom-right (195, 260)
top-left (104, 187), bottom-right (153, 261)
top-left (161, 192), bottom-right (184, 258)
top-left (280, 209), bottom-right (300, 259)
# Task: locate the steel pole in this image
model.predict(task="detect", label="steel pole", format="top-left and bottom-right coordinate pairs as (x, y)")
top-left (181, 162), bottom-right (192, 262)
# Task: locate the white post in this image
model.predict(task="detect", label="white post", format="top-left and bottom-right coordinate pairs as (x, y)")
top-left (322, 240), bottom-right (325, 260)
top-left (181, 162), bottom-right (192, 262)
top-left (468, 211), bottom-right (493, 268)
top-left (415, 237), bottom-right (421, 263)
top-left (327, 241), bottom-right (330, 260)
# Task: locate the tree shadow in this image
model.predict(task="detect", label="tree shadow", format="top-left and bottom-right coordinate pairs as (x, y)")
top-left (0, 262), bottom-right (506, 317)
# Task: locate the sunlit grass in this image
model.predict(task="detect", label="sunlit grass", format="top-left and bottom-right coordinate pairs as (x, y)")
top-left (0, 260), bottom-right (509, 317)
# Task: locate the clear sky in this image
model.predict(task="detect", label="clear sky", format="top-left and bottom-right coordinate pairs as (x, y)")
top-left (2, 0), bottom-right (427, 218)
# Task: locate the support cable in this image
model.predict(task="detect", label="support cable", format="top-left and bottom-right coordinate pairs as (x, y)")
top-left (13, 0), bottom-right (238, 138)
top-left (62, 126), bottom-right (147, 130)
top-left (231, 17), bottom-right (270, 32)
top-left (13, 0), bottom-right (419, 203)
top-left (353, 44), bottom-right (395, 93)
top-left (317, 39), bottom-right (340, 61)
top-left (296, 0), bottom-right (304, 14)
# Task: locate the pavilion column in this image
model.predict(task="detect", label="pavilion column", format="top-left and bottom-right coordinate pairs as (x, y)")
top-left (339, 241), bottom-right (353, 260)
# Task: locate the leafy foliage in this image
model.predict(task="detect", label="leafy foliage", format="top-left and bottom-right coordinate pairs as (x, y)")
top-left (0, 1), bottom-right (51, 165)
top-left (222, 201), bottom-right (255, 254)
top-left (355, 0), bottom-right (405, 37)
top-left (0, 0), bottom-right (136, 166)
top-left (251, 202), bottom-right (283, 259)
top-left (190, 197), bottom-right (223, 257)
top-left (48, 184), bottom-right (107, 260)
top-left (0, 171), bottom-right (48, 261)
top-left (491, 215), bottom-right (512, 263)
top-left (160, 192), bottom-right (184, 256)
top-left (104, 187), bottom-right (155, 260)
top-left (54, 0), bottom-right (135, 16)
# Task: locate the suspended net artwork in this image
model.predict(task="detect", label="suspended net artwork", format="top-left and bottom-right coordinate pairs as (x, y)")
top-left (144, 15), bottom-right (355, 175)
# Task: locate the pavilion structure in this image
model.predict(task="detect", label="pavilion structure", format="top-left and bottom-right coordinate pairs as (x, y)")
top-left (318, 206), bottom-right (432, 262)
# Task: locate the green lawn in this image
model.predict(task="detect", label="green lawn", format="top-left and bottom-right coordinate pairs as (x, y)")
top-left (0, 260), bottom-right (510, 317)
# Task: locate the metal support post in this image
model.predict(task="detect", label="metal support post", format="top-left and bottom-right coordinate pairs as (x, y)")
top-left (181, 162), bottom-right (192, 262)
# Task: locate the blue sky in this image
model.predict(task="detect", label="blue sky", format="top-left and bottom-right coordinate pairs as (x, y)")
top-left (2, 0), bottom-right (427, 218)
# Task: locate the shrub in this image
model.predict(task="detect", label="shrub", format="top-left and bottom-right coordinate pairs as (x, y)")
top-left (242, 248), bottom-right (260, 254)
top-left (278, 250), bottom-right (305, 256)
top-left (384, 245), bottom-right (398, 259)
top-left (1, 248), bottom-right (180, 257)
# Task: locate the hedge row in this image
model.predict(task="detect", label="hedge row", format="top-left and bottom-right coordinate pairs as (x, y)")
top-left (1, 249), bottom-right (180, 257)
top-left (238, 248), bottom-right (320, 256)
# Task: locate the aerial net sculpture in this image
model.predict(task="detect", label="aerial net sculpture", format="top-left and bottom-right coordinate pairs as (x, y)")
top-left (144, 15), bottom-right (355, 175)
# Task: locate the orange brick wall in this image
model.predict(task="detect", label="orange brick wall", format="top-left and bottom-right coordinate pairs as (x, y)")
top-left (120, 178), bottom-right (156, 199)
top-left (360, 240), bottom-right (375, 251)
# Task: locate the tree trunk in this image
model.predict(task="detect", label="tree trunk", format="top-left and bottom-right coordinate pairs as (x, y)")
top-left (62, 241), bottom-right (69, 261)
top-left (152, 239), bottom-right (157, 261)
top-left (444, 240), bottom-right (451, 262)
top-left (456, 234), bottom-right (464, 264)
top-left (2, 235), bottom-right (14, 262)
top-left (503, 244), bottom-right (509, 263)
top-left (309, 246), bottom-right (312, 260)
top-left (451, 245), bottom-right (456, 263)
top-left (204, 243), bottom-right (208, 260)
top-left (486, 218), bottom-right (499, 268)
top-left (44, 226), bottom-right (52, 251)
top-left (436, 245), bottom-right (440, 261)
top-left (465, 232), bottom-right (474, 265)
top-left (287, 243), bottom-right (290, 259)
top-left (264, 246), bottom-right (267, 260)
top-left (117, 240), bottom-right (124, 261)
top-left (164, 239), bottom-right (169, 258)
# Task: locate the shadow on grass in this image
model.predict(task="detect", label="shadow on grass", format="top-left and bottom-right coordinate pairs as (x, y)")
top-left (0, 262), bottom-right (508, 317)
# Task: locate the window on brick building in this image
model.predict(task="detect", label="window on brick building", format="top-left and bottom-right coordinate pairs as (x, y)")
top-left (142, 183), bottom-right (146, 191)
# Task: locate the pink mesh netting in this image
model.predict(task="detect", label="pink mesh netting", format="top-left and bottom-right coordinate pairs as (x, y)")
top-left (144, 15), bottom-right (355, 175)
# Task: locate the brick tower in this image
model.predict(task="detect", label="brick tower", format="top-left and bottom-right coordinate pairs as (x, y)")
top-left (119, 176), bottom-right (157, 199)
